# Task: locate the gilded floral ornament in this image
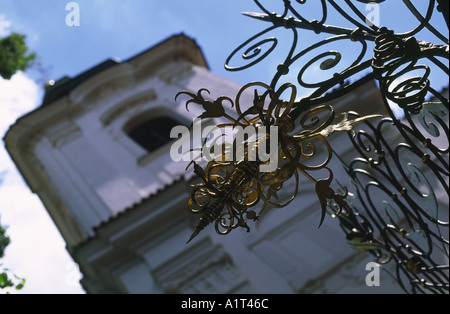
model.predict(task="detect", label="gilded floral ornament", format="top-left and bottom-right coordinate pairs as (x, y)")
top-left (177, 82), bottom-right (381, 243)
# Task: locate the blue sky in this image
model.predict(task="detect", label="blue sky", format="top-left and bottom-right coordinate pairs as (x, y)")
top-left (3, 1), bottom-right (446, 90)
top-left (1, 0), bottom-right (268, 85)
top-left (0, 1), bottom-right (447, 294)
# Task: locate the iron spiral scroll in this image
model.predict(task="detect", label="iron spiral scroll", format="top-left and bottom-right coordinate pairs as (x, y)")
top-left (180, 0), bottom-right (448, 293)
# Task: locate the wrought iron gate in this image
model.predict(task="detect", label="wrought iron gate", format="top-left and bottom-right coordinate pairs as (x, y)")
top-left (181, 0), bottom-right (448, 294)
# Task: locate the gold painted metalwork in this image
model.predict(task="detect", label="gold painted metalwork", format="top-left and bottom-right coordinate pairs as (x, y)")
top-left (177, 82), bottom-right (381, 243)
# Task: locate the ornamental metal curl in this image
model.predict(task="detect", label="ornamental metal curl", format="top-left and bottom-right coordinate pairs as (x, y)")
top-left (179, 0), bottom-right (448, 293)
top-left (336, 109), bottom-right (449, 293)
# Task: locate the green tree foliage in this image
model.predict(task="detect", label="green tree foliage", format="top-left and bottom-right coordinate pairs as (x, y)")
top-left (0, 33), bottom-right (37, 80)
top-left (0, 225), bottom-right (10, 259)
top-left (0, 225), bottom-right (25, 292)
top-left (0, 267), bottom-right (26, 291)
top-left (0, 32), bottom-right (36, 291)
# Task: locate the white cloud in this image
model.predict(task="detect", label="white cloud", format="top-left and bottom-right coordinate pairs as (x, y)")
top-left (0, 72), bottom-right (40, 130)
top-left (0, 72), bottom-right (84, 294)
top-left (0, 14), bottom-right (12, 37)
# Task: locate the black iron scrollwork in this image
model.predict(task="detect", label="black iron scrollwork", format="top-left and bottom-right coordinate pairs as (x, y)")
top-left (223, 0), bottom-right (448, 294)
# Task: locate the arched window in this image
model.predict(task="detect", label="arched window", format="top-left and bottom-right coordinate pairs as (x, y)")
top-left (127, 116), bottom-right (182, 153)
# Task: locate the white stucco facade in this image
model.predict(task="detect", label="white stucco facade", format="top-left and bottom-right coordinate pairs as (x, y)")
top-left (4, 34), bottom-right (408, 294)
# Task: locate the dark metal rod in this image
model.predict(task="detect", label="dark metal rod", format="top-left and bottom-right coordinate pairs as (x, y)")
top-left (437, 0), bottom-right (449, 28)
top-left (242, 12), bottom-right (377, 41)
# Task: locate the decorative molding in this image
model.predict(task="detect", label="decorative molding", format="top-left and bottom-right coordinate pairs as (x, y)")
top-left (100, 88), bottom-right (157, 127)
top-left (157, 61), bottom-right (195, 86)
top-left (131, 35), bottom-right (208, 82)
top-left (153, 241), bottom-right (245, 294)
top-left (68, 63), bottom-right (135, 108)
top-left (45, 120), bottom-right (83, 148)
